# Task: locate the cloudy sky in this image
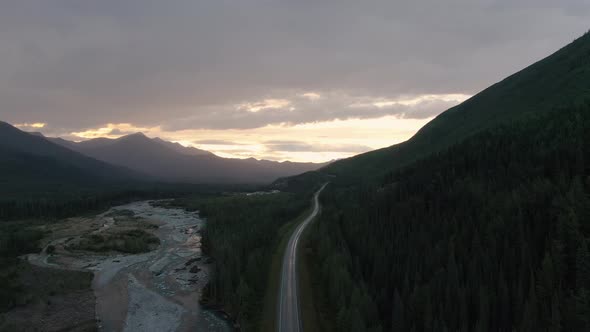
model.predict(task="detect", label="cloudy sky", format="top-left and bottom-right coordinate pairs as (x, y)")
top-left (1, 1), bottom-right (588, 162)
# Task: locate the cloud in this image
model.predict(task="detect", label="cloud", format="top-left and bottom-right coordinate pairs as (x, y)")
top-left (107, 128), bottom-right (135, 136)
top-left (264, 140), bottom-right (372, 153)
top-left (14, 122), bottom-right (46, 130)
top-left (0, 1), bottom-right (588, 132)
top-left (237, 99), bottom-right (292, 113)
top-left (193, 139), bottom-right (241, 145)
top-left (70, 123), bottom-right (156, 139)
top-left (300, 92), bottom-right (321, 101)
top-left (162, 92), bottom-right (470, 130)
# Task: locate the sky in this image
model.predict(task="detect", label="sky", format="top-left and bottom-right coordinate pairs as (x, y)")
top-left (1, 1), bottom-right (589, 162)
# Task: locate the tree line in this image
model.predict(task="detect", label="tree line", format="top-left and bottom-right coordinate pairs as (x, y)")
top-left (306, 102), bottom-right (590, 331)
top-left (171, 192), bottom-right (310, 330)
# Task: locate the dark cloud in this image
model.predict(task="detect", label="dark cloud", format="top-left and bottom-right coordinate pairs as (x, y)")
top-left (107, 128), bottom-right (134, 136)
top-left (0, 1), bottom-right (588, 130)
top-left (265, 140), bottom-right (372, 153)
top-left (161, 93), bottom-right (470, 130)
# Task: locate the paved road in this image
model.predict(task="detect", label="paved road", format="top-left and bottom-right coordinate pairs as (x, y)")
top-left (278, 183), bottom-right (328, 332)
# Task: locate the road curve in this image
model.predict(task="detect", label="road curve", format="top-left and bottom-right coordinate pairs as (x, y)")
top-left (278, 183), bottom-right (328, 332)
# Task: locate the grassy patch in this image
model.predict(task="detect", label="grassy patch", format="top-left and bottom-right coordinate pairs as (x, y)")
top-left (69, 229), bottom-right (159, 254)
top-left (104, 209), bottom-right (135, 218)
top-left (0, 220), bottom-right (45, 258)
top-left (0, 261), bottom-right (93, 312)
top-left (0, 220), bottom-right (46, 313)
top-left (0, 261), bottom-right (95, 331)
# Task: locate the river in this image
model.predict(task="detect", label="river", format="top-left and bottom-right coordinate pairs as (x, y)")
top-left (30, 200), bottom-right (233, 332)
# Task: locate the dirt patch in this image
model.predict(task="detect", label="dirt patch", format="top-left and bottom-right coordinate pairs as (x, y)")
top-left (95, 271), bottom-right (129, 332)
top-left (0, 262), bottom-right (96, 332)
top-left (124, 274), bottom-right (185, 332)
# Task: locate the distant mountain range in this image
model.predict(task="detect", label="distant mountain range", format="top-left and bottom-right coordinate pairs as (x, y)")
top-left (31, 132), bottom-right (214, 158)
top-left (0, 123), bottom-right (327, 191)
top-left (0, 121), bottom-right (143, 196)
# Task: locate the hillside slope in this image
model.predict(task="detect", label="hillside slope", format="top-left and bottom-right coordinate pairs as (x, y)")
top-left (47, 133), bottom-right (327, 184)
top-left (323, 31), bottom-right (590, 181)
top-left (0, 122), bottom-right (141, 197)
top-left (287, 32), bottom-right (590, 331)
top-left (310, 102), bottom-right (590, 331)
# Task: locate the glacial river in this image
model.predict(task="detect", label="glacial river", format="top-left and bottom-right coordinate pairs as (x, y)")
top-left (32, 200), bottom-right (233, 332)
top-left (95, 201), bottom-right (232, 332)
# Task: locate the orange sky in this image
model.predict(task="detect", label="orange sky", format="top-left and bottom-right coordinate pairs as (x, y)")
top-left (62, 116), bottom-right (433, 163)
top-left (15, 93), bottom-right (474, 162)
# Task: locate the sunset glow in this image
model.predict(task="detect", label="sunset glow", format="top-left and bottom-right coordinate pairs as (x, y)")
top-left (62, 116), bottom-right (432, 162)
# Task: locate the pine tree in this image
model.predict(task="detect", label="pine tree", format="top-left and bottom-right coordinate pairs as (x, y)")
top-left (391, 289), bottom-right (405, 331)
top-left (576, 241), bottom-right (590, 291)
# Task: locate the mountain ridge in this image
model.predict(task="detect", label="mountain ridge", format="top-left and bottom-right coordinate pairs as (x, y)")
top-left (37, 131), bottom-right (328, 184)
top-left (0, 121), bottom-right (144, 197)
top-left (318, 31), bottom-right (590, 181)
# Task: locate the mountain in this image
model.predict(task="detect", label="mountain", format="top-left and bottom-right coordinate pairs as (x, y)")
top-left (0, 122), bottom-right (141, 197)
top-left (151, 137), bottom-right (213, 157)
top-left (31, 132), bottom-right (79, 149)
top-left (310, 103), bottom-right (590, 331)
top-left (46, 133), bottom-right (327, 184)
top-left (283, 32), bottom-right (590, 331)
top-left (321, 31), bottom-right (590, 181)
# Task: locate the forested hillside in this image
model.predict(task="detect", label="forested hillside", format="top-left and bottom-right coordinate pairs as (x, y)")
top-left (0, 121), bottom-right (141, 187)
top-left (0, 121), bottom-right (261, 220)
top-left (307, 103), bottom-right (590, 331)
top-left (0, 121), bottom-right (151, 219)
top-left (164, 191), bottom-right (312, 330)
top-left (271, 32), bottom-right (590, 331)
top-left (323, 31), bottom-right (590, 181)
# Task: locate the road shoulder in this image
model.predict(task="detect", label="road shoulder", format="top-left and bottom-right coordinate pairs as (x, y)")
top-left (298, 207), bottom-right (334, 332)
top-left (260, 206), bottom-right (312, 332)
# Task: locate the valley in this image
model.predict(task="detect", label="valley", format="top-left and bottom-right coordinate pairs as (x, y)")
top-left (1, 4), bottom-right (589, 331)
top-left (3, 201), bottom-right (233, 332)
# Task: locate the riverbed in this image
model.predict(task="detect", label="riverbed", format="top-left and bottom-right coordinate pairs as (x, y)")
top-left (28, 200), bottom-right (232, 332)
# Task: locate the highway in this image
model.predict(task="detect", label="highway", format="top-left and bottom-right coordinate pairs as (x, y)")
top-left (277, 183), bottom-right (328, 332)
